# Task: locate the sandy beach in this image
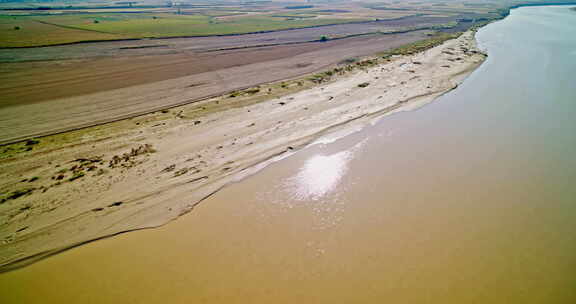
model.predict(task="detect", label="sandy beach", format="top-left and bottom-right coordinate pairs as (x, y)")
top-left (0, 30), bottom-right (486, 272)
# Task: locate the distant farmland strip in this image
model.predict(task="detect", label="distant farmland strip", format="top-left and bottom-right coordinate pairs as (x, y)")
top-left (196, 22), bottom-right (459, 53)
top-left (32, 19), bottom-right (119, 34)
top-left (0, 16), bottom-right (123, 48)
top-left (2, 13), bottom-right (379, 47)
top-left (118, 44), bottom-right (169, 49)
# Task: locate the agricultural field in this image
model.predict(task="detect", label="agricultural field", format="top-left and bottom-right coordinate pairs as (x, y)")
top-left (0, 15), bottom-right (124, 47)
top-left (1, 12), bottom-right (371, 47)
top-left (47, 13), bottom-right (367, 35)
top-left (0, 0), bottom-right (510, 47)
top-left (1, 0), bottom-right (560, 141)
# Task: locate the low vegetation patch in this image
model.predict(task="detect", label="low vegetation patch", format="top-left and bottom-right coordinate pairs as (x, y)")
top-left (68, 172), bottom-right (85, 182)
top-left (0, 188), bottom-right (35, 204)
top-left (379, 32), bottom-right (462, 58)
top-left (229, 88), bottom-right (261, 98)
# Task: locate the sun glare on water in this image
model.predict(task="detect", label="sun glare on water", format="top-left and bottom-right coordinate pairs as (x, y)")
top-left (283, 140), bottom-right (367, 201)
top-left (290, 152), bottom-right (352, 200)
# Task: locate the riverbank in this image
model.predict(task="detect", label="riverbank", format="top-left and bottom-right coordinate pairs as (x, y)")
top-left (0, 29), bottom-right (486, 272)
top-left (0, 30), bottom-right (435, 144)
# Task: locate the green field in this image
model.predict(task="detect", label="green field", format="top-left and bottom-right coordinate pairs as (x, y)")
top-left (0, 12), bottom-right (368, 47)
top-left (0, 0), bottom-right (529, 48)
top-left (0, 15), bottom-right (124, 47)
top-left (68, 13), bottom-right (367, 36)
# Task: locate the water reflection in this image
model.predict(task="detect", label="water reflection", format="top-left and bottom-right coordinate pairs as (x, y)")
top-left (285, 140), bottom-right (365, 201)
top-left (291, 152), bottom-right (351, 200)
top-left (252, 140), bottom-right (366, 230)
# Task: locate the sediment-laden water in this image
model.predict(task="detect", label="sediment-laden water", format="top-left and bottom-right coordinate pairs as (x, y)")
top-left (0, 5), bottom-right (575, 304)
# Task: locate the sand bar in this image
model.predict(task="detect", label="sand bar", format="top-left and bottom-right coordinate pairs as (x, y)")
top-left (0, 30), bottom-right (486, 271)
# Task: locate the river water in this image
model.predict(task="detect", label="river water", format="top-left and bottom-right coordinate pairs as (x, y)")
top-left (1, 5), bottom-right (575, 304)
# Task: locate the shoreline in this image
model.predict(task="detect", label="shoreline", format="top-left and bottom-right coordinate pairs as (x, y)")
top-left (0, 29), bottom-right (448, 146)
top-left (0, 30), bottom-right (436, 145)
top-left (0, 29), bottom-right (486, 272)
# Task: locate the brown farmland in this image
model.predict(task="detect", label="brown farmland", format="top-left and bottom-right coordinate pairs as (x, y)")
top-left (0, 14), bottom-right (480, 144)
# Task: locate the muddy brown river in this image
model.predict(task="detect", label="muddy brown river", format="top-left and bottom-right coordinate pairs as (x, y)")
top-left (1, 5), bottom-right (575, 303)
